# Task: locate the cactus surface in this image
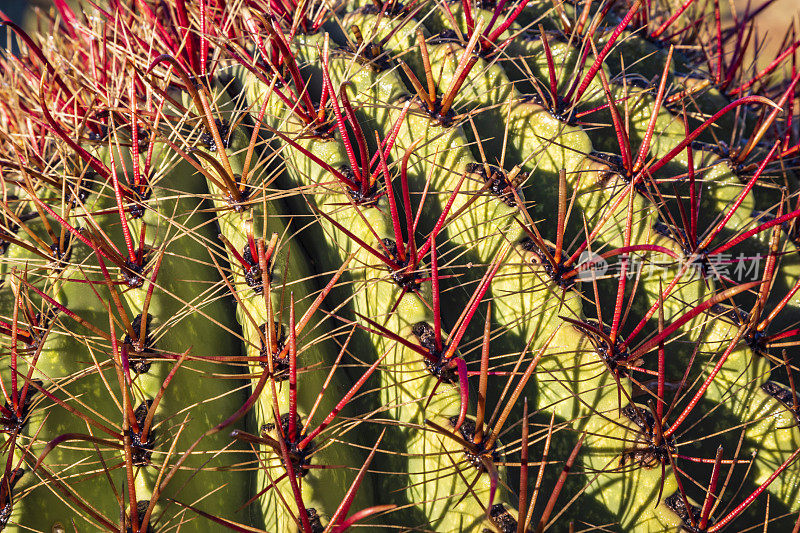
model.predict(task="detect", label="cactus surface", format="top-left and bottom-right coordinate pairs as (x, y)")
top-left (1, 0), bottom-right (800, 531)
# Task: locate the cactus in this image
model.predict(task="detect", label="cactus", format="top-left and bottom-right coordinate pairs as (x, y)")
top-left (1, 0), bottom-right (800, 531)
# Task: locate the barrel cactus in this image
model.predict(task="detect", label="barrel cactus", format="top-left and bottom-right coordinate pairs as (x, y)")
top-left (1, 0), bottom-right (799, 530)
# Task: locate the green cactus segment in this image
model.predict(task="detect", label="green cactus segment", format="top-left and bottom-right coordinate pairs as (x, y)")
top-left (507, 33), bottom-right (609, 107)
top-left (119, 150), bottom-right (252, 527)
top-left (191, 85), bottom-right (381, 528)
top-left (239, 37), bottom-right (526, 528)
top-left (386, 326), bottom-right (505, 533)
top-left (344, 8), bottom-right (420, 54)
top-left (239, 65), bottom-right (416, 530)
top-left (0, 164), bottom-right (139, 530)
top-left (10, 270), bottom-right (124, 532)
top-left (382, 95), bottom-right (523, 264)
top-left (493, 243), bottom-right (683, 529)
top-left (321, 18), bottom-right (527, 266)
top-left (697, 315), bottom-right (800, 511)
top-left (503, 100), bottom-right (594, 207)
top-left (582, 413), bottom-right (682, 532)
top-left (325, 53), bottom-right (407, 139)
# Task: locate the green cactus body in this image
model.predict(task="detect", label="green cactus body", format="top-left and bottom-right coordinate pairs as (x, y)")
top-left (388, 327), bottom-right (501, 532)
top-left (492, 243), bottom-right (684, 529)
top-left (190, 91), bottom-right (383, 528)
top-left (120, 155), bottom-right (252, 528)
top-left (582, 412), bottom-right (682, 531)
top-left (239, 34), bottom-right (527, 528)
top-left (9, 260), bottom-right (124, 531)
top-left (697, 315), bottom-right (800, 511)
top-left (0, 162), bottom-right (138, 531)
top-left (4, 0), bottom-right (800, 531)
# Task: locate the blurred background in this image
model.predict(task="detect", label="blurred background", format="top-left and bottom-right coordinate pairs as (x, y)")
top-left (727, 0), bottom-right (799, 70)
top-left (1, 0), bottom-right (52, 54)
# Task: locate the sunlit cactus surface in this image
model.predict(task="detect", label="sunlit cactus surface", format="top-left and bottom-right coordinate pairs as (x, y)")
top-left (1, 0), bottom-right (800, 530)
